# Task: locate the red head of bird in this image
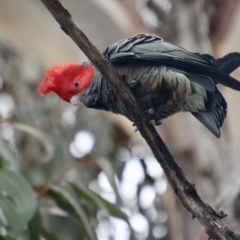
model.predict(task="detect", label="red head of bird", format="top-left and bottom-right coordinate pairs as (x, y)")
top-left (38, 63), bottom-right (94, 103)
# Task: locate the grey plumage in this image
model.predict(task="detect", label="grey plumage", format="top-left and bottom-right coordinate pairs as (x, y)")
top-left (79, 34), bottom-right (240, 137)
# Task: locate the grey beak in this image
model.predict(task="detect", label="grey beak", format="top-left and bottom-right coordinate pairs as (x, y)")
top-left (70, 93), bottom-right (84, 106)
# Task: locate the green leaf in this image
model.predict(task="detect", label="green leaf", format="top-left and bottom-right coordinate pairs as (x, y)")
top-left (97, 158), bottom-right (121, 200)
top-left (0, 137), bottom-right (18, 171)
top-left (29, 210), bottom-right (60, 240)
top-left (71, 182), bottom-right (108, 213)
top-left (71, 183), bottom-right (129, 222)
top-left (0, 192), bottom-right (16, 226)
top-left (40, 226), bottom-right (60, 240)
top-left (28, 211), bottom-right (41, 240)
top-left (45, 183), bottom-right (97, 240)
top-left (0, 235), bottom-right (17, 240)
top-left (0, 170), bottom-right (37, 235)
top-left (13, 123), bottom-right (55, 163)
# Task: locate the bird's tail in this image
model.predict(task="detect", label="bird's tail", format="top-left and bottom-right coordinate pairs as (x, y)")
top-left (198, 52), bottom-right (240, 91)
top-left (192, 89), bottom-right (227, 138)
top-left (201, 52), bottom-right (240, 74)
top-left (215, 52), bottom-right (240, 74)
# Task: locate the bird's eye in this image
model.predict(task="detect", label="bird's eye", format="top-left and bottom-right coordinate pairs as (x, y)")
top-left (74, 81), bottom-right (79, 88)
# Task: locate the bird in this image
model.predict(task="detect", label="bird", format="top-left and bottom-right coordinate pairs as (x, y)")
top-left (38, 34), bottom-right (240, 138)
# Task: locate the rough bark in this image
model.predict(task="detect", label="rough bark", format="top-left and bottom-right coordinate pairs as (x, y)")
top-left (40, 0), bottom-right (240, 239)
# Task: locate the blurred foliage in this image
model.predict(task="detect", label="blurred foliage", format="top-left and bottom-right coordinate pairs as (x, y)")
top-left (0, 36), bottom-right (168, 240)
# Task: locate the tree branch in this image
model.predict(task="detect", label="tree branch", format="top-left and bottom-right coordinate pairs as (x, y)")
top-left (40, 0), bottom-right (240, 239)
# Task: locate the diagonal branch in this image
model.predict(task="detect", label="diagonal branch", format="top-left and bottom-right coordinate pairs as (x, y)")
top-left (40, 0), bottom-right (240, 239)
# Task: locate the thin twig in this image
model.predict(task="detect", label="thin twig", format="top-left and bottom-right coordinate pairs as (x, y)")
top-left (40, 0), bottom-right (240, 239)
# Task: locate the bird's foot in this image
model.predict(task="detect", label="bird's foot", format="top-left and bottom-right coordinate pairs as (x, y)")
top-left (149, 119), bottom-right (162, 126)
top-left (132, 123), bottom-right (139, 132)
top-left (134, 127), bottom-right (139, 132)
top-left (155, 120), bottom-right (162, 126)
top-left (145, 108), bottom-right (155, 116)
top-left (149, 119), bottom-right (156, 125)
